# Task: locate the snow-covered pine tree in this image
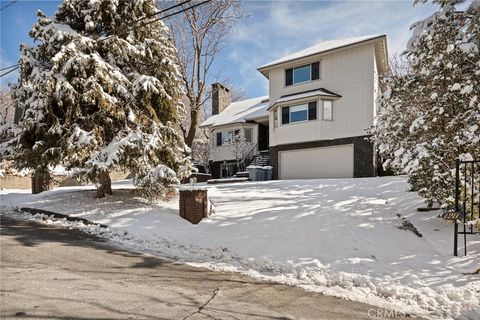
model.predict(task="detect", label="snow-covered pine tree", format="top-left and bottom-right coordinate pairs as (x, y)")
top-left (12, 0), bottom-right (191, 199)
top-left (370, 0), bottom-right (480, 208)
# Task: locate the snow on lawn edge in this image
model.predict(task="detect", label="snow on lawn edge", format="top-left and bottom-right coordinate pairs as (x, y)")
top-left (2, 208), bottom-right (479, 320)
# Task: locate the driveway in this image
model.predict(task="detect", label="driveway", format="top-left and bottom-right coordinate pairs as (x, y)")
top-left (0, 217), bottom-right (399, 320)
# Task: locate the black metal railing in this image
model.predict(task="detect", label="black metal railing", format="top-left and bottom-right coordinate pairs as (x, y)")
top-left (453, 158), bottom-right (480, 256)
top-left (237, 143), bottom-right (258, 172)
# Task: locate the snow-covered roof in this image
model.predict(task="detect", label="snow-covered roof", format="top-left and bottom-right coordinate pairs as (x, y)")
top-left (269, 88), bottom-right (341, 109)
top-left (200, 96), bottom-right (269, 128)
top-left (258, 34), bottom-right (385, 72)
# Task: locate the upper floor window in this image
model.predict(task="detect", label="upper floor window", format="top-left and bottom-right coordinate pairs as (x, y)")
top-left (285, 62), bottom-right (320, 86)
top-left (282, 101), bottom-right (317, 124)
top-left (273, 109), bottom-right (278, 128)
top-left (322, 100), bottom-right (333, 120)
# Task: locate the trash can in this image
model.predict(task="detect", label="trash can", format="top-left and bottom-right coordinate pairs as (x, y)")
top-left (258, 167), bottom-right (266, 181)
top-left (247, 166), bottom-right (258, 181)
top-left (264, 166), bottom-right (273, 180)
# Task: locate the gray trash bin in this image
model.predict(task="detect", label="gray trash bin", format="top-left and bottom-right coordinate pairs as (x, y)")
top-left (247, 166), bottom-right (258, 181)
top-left (264, 166), bottom-right (273, 180)
top-left (257, 168), bottom-right (264, 181)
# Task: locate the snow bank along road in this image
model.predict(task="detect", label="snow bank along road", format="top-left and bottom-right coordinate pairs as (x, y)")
top-left (1, 176), bottom-right (479, 319)
top-left (1, 217), bottom-right (400, 320)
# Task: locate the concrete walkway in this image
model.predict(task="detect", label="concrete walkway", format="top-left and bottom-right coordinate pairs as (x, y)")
top-left (1, 217), bottom-right (404, 319)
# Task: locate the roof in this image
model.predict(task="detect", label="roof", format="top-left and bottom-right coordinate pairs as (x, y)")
top-left (258, 34), bottom-right (386, 73)
top-left (200, 96), bottom-right (269, 128)
top-left (268, 88), bottom-right (341, 110)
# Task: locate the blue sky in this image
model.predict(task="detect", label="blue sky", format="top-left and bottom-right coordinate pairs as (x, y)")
top-left (0, 0), bottom-right (438, 97)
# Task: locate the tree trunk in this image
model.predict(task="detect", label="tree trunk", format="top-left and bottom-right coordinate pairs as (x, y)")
top-left (32, 170), bottom-right (51, 194)
top-left (96, 171), bottom-right (112, 198)
top-left (185, 108), bottom-right (200, 147)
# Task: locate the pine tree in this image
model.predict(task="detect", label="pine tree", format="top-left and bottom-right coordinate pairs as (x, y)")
top-left (12, 0), bottom-right (191, 199)
top-left (370, 0), bottom-right (480, 209)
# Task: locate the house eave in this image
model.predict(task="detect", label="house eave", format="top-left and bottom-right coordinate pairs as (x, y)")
top-left (257, 35), bottom-right (387, 76)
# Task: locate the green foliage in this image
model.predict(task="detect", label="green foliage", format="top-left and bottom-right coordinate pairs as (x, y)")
top-left (370, 1), bottom-right (480, 209)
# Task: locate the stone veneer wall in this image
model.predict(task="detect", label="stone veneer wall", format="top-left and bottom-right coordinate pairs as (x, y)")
top-left (269, 135), bottom-right (376, 180)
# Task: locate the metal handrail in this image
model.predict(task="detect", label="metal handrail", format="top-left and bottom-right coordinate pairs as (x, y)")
top-left (238, 143), bottom-right (257, 172)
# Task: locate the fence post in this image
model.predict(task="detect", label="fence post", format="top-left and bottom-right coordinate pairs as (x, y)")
top-left (454, 159), bottom-right (460, 256)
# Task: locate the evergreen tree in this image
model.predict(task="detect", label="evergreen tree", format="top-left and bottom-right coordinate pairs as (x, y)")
top-left (370, 0), bottom-right (480, 209)
top-left (12, 0), bottom-right (191, 198)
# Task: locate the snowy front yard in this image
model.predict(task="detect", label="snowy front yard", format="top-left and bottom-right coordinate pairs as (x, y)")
top-left (1, 176), bottom-right (479, 319)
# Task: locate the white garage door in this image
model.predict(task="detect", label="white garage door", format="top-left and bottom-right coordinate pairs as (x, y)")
top-left (279, 144), bottom-right (354, 179)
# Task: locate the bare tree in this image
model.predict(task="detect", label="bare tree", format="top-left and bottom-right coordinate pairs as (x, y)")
top-left (231, 132), bottom-right (254, 171)
top-left (191, 135), bottom-right (210, 173)
top-left (165, 0), bottom-right (243, 147)
top-left (0, 89), bottom-right (15, 126)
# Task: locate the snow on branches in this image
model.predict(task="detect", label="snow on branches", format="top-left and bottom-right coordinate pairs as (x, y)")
top-left (12, 0), bottom-right (191, 198)
top-left (370, 1), bottom-right (480, 208)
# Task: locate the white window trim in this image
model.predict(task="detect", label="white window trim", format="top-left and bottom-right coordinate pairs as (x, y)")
top-left (322, 100), bottom-right (334, 121)
top-left (282, 102), bottom-right (318, 125)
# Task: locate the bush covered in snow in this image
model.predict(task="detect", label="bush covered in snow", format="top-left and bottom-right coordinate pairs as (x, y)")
top-left (11, 0), bottom-right (191, 198)
top-left (370, 0), bottom-right (480, 209)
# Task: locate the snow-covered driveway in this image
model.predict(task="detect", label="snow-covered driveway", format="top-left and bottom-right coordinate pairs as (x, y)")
top-left (1, 176), bottom-right (479, 319)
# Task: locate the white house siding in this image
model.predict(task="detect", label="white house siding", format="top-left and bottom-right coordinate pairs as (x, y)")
top-left (268, 42), bottom-right (376, 147)
top-left (209, 123), bottom-right (258, 162)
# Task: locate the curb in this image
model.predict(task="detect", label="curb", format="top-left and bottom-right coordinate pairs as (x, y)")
top-left (20, 207), bottom-right (109, 228)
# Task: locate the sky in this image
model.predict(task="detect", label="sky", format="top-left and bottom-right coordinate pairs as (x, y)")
top-left (0, 0), bottom-right (438, 97)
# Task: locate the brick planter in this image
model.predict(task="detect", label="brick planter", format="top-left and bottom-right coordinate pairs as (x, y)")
top-left (179, 189), bottom-right (209, 224)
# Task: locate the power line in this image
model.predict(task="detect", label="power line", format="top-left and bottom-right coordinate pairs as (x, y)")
top-left (0, 66), bottom-right (19, 78)
top-left (134, 0), bottom-right (191, 25)
top-left (0, 64), bottom-right (18, 72)
top-left (0, 0), bottom-right (212, 78)
top-left (0, 0), bottom-right (18, 12)
top-left (98, 0), bottom-right (211, 42)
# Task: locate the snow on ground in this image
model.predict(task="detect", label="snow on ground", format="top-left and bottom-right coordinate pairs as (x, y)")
top-left (1, 176), bottom-right (479, 319)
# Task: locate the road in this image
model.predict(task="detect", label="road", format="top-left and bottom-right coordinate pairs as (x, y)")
top-left (1, 217), bottom-right (401, 320)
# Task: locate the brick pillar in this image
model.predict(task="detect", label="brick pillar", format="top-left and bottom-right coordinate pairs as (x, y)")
top-left (179, 189), bottom-right (209, 224)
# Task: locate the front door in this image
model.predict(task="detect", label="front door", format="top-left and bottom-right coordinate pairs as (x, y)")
top-left (258, 124), bottom-right (269, 151)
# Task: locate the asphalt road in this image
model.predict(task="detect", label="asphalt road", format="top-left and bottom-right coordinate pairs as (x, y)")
top-left (1, 216), bottom-right (405, 320)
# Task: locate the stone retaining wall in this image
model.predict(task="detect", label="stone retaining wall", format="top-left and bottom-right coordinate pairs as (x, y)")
top-left (0, 171), bottom-right (130, 189)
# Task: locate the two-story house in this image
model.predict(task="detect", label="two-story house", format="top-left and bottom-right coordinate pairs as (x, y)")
top-left (201, 34), bottom-right (388, 180)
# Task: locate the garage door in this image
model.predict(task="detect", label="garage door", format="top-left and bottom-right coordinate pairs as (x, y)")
top-left (279, 144), bottom-right (354, 179)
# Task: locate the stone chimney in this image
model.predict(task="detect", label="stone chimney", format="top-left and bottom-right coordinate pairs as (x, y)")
top-left (211, 83), bottom-right (231, 115)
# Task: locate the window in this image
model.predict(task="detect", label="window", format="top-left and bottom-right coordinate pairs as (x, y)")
top-left (281, 101), bottom-right (317, 124)
top-left (244, 128), bottom-right (253, 142)
top-left (285, 61), bottom-right (320, 86)
top-left (323, 100), bottom-right (333, 120)
top-left (217, 129), bottom-right (239, 146)
top-left (290, 104), bottom-right (308, 122)
top-left (274, 109), bottom-right (278, 128)
top-left (293, 65), bottom-right (311, 84)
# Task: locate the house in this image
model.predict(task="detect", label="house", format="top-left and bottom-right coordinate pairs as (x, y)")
top-left (201, 34), bottom-right (388, 180)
